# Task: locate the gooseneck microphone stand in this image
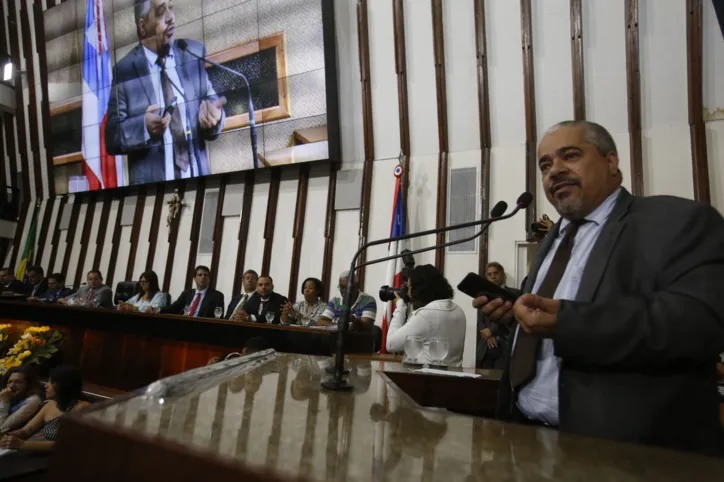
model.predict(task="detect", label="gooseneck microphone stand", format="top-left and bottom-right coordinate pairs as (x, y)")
top-left (177, 40), bottom-right (259, 169)
top-left (321, 193), bottom-right (533, 391)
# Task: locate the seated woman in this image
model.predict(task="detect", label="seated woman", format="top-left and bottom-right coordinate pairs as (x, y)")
top-left (0, 365), bottom-right (89, 452)
top-left (0, 366), bottom-right (43, 433)
top-left (386, 265), bottom-right (466, 366)
top-left (118, 271), bottom-right (167, 313)
top-left (281, 278), bottom-right (327, 325)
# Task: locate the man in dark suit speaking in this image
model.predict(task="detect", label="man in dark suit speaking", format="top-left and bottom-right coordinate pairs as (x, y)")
top-left (475, 120), bottom-right (724, 455)
top-left (106, 0), bottom-right (226, 185)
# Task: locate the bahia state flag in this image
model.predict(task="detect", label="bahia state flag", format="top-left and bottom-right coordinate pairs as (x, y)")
top-left (81, 0), bottom-right (125, 191)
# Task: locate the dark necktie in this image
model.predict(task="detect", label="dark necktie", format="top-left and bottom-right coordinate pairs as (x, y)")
top-left (156, 55), bottom-right (190, 175)
top-left (509, 219), bottom-right (587, 388)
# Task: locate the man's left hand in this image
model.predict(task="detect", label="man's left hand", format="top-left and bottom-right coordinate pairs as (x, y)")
top-left (199, 96), bottom-right (227, 129)
top-left (513, 294), bottom-right (560, 335)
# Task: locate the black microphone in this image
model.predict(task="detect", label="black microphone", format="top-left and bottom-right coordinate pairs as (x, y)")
top-left (176, 39), bottom-right (259, 169)
top-left (321, 194), bottom-right (531, 391)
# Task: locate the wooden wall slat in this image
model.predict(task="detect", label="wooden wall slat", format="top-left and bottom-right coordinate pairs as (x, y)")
top-left (432, 0), bottom-right (449, 272)
top-left (73, 195), bottom-right (97, 287)
top-left (125, 187), bottom-right (147, 281)
top-left (686, 0), bottom-right (710, 203)
top-left (184, 181), bottom-right (206, 290)
top-left (261, 169), bottom-right (281, 276)
top-left (0, 101), bottom-right (5, 190)
top-left (59, 195), bottom-right (81, 282)
top-left (146, 184), bottom-right (165, 271)
top-left (393, 0), bottom-right (411, 215)
top-left (209, 177), bottom-right (227, 290)
top-left (474, 0), bottom-right (492, 275)
top-left (105, 196), bottom-right (126, 289)
top-left (20, 2), bottom-right (42, 198)
top-left (232, 172), bottom-right (254, 296)
top-left (7, 0), bottom-right (30, 200)
top-left (570, 0), bottom-right (586, 120)
top-left (92, 198), bottom-right (112, 270)
top-left (521, 0), bottom-right (538, 239)
top-left (47, 195), bottom-right (67, 273)
top-left (4, 113), bottom-right (18, 197)
top-left (0, 0), bottom-right (7, 55)
top-left (624, 0), bottom-right (644, 196)
top-left (287, 164), bottom-right (309, 303)
top-left (321, 163), bottom-right (336, 301)
top-left (8, 201), bottom-right (29, 270)
top-left (356, 0), bottom-right (374, 290)
top-left (34, 197), bottom-right (54, 265)
top-left (33, 0), bottom-right (54, 197)
top-left (163, 185), bottom-right (185, 293)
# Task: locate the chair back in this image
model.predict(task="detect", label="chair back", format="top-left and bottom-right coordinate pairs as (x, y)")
top-left (114, 281), bottom-right (139, 305)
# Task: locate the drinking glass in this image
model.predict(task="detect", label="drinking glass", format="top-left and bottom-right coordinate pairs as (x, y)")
top-left (183, 304), bottom-right (190, 316)
top-left (214, 306), bottom-right (223, 319)
top-left (92, 299), bottom-right (100, 309)
top-left (404, 335), bottom-right (424, 365)
top-left (301, 315), bottom-right (312, 328)
top-left (265, 312), bottom-right (275, 323)
top-left (428, 337), bottom-right (450, 366)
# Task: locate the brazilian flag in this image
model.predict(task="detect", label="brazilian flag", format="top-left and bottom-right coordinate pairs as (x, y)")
top-left (15, 210), bottom-right (37, 281)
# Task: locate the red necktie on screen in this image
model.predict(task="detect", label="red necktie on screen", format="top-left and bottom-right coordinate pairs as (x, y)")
top-left (189, 292), bottom-right (202, 317)
top-left (509, 219), bottom-right (587, 388)
top-left (156, 55), bottom-right (190, 174)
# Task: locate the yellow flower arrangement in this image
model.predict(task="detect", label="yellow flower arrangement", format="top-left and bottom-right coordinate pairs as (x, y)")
top-left (0, 325), bottom-right (62, 375)
top-left (0, 324), bottom-right (11, 346)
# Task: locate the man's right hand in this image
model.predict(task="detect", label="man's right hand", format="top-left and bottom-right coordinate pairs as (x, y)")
top-left (472, 296), bottom-right (514, 323)
top-left (0, 388), bottom-right (12, 403)
top-left (145, 104), bottom-right (171, 137)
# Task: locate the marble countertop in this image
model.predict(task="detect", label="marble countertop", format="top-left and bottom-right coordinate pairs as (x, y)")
top-left (81, 352), bottom-right (724, 481)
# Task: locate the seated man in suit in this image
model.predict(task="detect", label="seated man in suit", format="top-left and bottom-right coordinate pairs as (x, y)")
top-left (474, 120), bottom-right (724, 455)
top-left (58, 270), bottom-right (113, 308)
top-left (164, 265), bottom-right (224, 318)
top-left (477, 262), bottom-right (521, 369)
top-left (25, 266), bottom-right (48, 298)
top-left (28, 273), bottom-right (73, 303)
top-left (0, 267), bottom-right (28, 295)
top-left (234, 276), bottom-right (288, 324)
top-left (225, 269), bottom-right (259, 320)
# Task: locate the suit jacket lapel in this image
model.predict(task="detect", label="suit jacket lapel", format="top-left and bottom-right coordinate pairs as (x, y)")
top-left (173, 45), bottom-right (196, 114)
top-left (575, 188), bottom-right (634, 302)
top-left (524, 223), bottom-right (560, 294)
top-left (131, 45), bottom-right (156, 105)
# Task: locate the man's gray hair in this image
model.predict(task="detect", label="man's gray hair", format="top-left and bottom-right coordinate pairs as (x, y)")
top-left (544, 120), bottom-right (618, 158)
top-left (339, 270), bottom-right (350, 280)
top-left (135, 0), bottom-right (153, 36)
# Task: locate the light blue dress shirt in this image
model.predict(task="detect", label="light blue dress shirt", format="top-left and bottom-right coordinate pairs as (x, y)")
top-left (515, 188), bottom-right (621, 425)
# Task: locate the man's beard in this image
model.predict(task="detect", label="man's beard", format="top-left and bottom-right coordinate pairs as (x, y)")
top-left (552, 195), bottom-right (584, 219)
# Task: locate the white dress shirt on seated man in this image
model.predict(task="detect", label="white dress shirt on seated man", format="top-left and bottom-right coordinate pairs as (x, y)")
top-left (386, 299), bottom-right (467, 366)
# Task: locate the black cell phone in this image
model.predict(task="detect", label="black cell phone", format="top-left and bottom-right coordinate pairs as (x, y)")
top-left (457, 272), bottom-right (519, 303)
top-left (162, 97), bottom-right (177, 117)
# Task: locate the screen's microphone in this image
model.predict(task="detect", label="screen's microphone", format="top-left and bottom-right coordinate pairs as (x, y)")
top-left (176, 39), bottom-right (260, 169)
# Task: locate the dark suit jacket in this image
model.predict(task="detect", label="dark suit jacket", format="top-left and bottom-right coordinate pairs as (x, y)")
top-left (1, 280), bottom-right (29, 295)
top-left (242, 292), bottom-right (289, 324)
top-left (477, 286), bottom-right (522, 368)
top-left (105, 40), bottom-right (225, 185)
top-left (164, 288), bottom-right (225, 319)
top-left (497, 188), bottom-right (724, 455)
top-left (28, 279), bottom-right (49, 298)
top-left (224, 292), bottom-right (254, 320)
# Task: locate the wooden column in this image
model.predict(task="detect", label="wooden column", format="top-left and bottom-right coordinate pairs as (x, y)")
top-left (521, 0), bottom-right (538, 239)
top-left (570, 0), bottom-right (586, 120)
top-left (209, 177), bottom-right (227, 290)
top-left (624, 0), bottom-right (644, 195)
top-left (432, 0), bottom-right (449, 272)
top-left (321, 163), bottom-right (337, 301)
top-left (475, 0), bottom-right (492, 274)
top-left (34, 198), bottom-right (55, 265)
top-left (7, 0), bottom-right (30, 199)
top-left (59, 196), bottom-right (82, 281)
top-left (145, 185), bottom-right (166, 271)
top-left (184, 180), bottom-right (206, 290)
top-left (47, 195), bottom-right (68, 272)
top-left (261, 169), bottom-right (281, 276)
top-left (73, 196), bottom-right (97, 287)
top-left (125, 187), bottom-right (147, 281)
top-left (163, 184), bottom-right (185, 293)
top-left (105, 196), bottom-right (125, 289)
top-left (92, 199), bottom-right (112, 270)
top-left (232, 172), bottom-right (254, 296)
top-left (20, 2), bottom-right (43, 198)
top-left (393, 0), bottom-right (411, 213)
top-left (287, 164), bottom-right (309, 302)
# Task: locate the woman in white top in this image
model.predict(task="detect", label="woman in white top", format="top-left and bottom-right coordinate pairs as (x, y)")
top-left (386, 265), bottom-right (466, 366)
top-left (118, 271), bottom-right (167, 313)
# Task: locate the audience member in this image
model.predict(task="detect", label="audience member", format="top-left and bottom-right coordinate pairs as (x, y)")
top-left (478, 262), bottom-right (521, 369)
top-left (282, 277), bottom-right (326, 325)
top-left (235, 276), bottom-right (288, 324)
top-left (226, 269), bottom-right (259, 320)
top-left (0, 365), bottom-right (89, 451)
top-left (119, 270), bottom-right (167, 313)
top-left (58, 270), bottom-right (113, 308)
top-left (27, 273), bottom-right (72, 303)
top-left (0, 366), bottom-right (43, 433)
top-left (25, 266), bottom-right (48, 298)
top-left (317, 271), bottom-right (377, 331)
top-left (386, 265), bottom-right (466, 366)
top-left (163, 265), bottom-right (224, 318)
top-left (0, 268), bottom-right (27, 295)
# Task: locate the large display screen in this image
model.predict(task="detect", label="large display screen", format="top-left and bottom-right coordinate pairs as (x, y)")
top-left (44, 0), bottom-right (339, 194)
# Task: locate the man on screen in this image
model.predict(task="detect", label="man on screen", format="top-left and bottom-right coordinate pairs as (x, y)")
top-left (105, 0), bottom-right (226, 185)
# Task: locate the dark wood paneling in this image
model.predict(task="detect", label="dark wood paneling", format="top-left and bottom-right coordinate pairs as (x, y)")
top-left (474, 0), bottom-right (492, 275)
top-left (73, 196), bottom-right (97, 287)
top-left (8, 201), bottom-right (33, 270)
top-left (0, 1), bottom-right (7, 56)
top-left (261, 169), bottom-right (281, 276)
top-left (7, 0), bottom-right (30, 199)
top-left (356, 0), bottom-right (374, 290)
top-left (33, 0), bottom-right (55, 198)
top-left (47, 195), bottom-right (68, 272)
top-left (60, 196), bottom-right (82, 283)
top-left (125, 187), bottom-right (147, 281)
top-left (92, 199), bottom-right (112, 270)
top-left (521, 0), bottom-right (538, 240)
top-left (0, 115), bottom-right (5, 189)
top-left (393, 0), bottom-right (411, 215)
top-left (163, 184), bottom-right (186, 293)
top-left (570, 0), bottom-right (586, 120)
top-left (686, 0), bottom-right (710, 203)
top-left (184, 181), bottom-right (206, 290)
top-left (625, 0), bottom-right (644, 196)
top-left (34, 198), bottom-right (54, 266)
top-left (287, 164), bottom-right (309, 302)
top-left (432, 0), bottom-right (449, 272)
top-left (4, 113), bottom-right (18, 194)
top-left (232, 173), bottom-right (254, 296)
top-left (20, 2), bottom-right (42, 198)
top-left (209, 177), bottom-right (227, 290)
top-left (146, 184), bottom-right (165, 271)
top-left (321, 163), bottom-right (336, 301)
top-left (105, 196), bottom-right (126, 289)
